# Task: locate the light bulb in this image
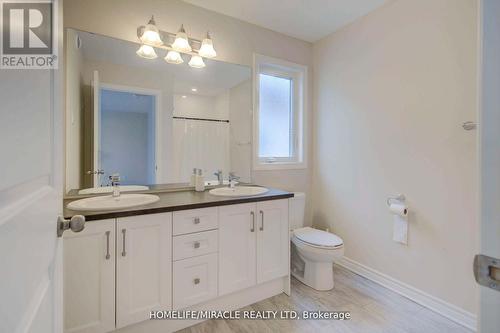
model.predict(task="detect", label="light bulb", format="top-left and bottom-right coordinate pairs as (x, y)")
top-left (188, 55), bottom-right (205, 69)
top-left (198, 32), bottom-right (217, 58)
top-left (172, 24), bottom-right (192, 53)
top-left (164, 50), bottom-right (183, 64)
top-left (136, 44), bottom-right (157, 59)
top-left (140, 16), bottom-right (163, 46)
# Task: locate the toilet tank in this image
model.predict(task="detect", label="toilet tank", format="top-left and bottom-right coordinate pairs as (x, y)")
top-left (289, 192), bottom-right (306, 230)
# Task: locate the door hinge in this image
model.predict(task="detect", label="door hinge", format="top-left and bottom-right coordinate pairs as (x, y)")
top-left (474, 254), bottom-right (500, 292)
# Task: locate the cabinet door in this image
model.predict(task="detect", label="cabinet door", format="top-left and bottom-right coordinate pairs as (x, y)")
top-left (116, 213), bottom-right (172, 328)
top-left (256, 199), bottom-right (289, 283)
top-left (218, 203), bottom-right (256, 295)
top-left (63, 219), bottom-right (115, 333)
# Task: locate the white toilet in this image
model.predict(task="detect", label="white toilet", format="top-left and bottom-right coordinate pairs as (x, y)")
top-left (290, 193), bottom-right (344, 290)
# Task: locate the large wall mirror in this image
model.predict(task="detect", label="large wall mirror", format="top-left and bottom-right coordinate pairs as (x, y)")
top-left (65, 29), bottom-right (252, 193)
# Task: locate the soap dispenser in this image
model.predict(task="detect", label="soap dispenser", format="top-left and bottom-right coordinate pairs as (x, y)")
top-left (195, 169), bottom-right (205, 192)
top-left (190, 168), bottom-right (197, 186)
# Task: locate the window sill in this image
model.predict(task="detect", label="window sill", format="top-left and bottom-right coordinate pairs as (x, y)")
top-left (253, 161), bottom-right (307, 171)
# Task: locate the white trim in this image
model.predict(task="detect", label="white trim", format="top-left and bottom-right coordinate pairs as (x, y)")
top-left (336, 257), bottom-right (477, 331)
top-left (253, 54), bottom-right (308, 171)
top-left (99, 83), bottom-right (163, 183)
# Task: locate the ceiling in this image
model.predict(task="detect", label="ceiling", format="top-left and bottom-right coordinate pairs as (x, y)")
top-left (183, 0), bottom-right (387, 42)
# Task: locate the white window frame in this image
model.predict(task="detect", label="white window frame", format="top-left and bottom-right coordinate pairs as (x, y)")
top-left (253, 54), bottom-right (307, 170)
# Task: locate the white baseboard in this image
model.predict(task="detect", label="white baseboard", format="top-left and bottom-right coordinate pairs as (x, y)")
top-left (336, 257), bottom-right (477, 331)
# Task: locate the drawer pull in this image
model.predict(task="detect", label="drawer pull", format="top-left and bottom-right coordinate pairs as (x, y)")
top-left (105, 231), bottom-right (111, 260)
top-left (259, 210), bottom-right (264, 231)
top-left (121, 229), bottom-right (127, 257)
top-left (193, 241), bottom-right (200, 249)
top-left (194, 278), bottom-right (200, 285)
top-left (250, 211), bottom-right (255, 232)
top-left (193, 217), bottom-right (200, 224)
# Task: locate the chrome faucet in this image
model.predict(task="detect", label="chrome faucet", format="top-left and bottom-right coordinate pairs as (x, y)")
top-left (109, 174), bottom-right (121, 198)
top-left (214, 169), bottom-right (224, 185)
top-left (228, 172), bottom-right (240, 189)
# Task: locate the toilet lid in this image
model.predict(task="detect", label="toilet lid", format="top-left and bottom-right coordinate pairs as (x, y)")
top-left (293, 227), bottom-right (343, 248)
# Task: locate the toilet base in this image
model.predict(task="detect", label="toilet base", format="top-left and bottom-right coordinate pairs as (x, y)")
top-left (291, 260), bottom-right (334, 291)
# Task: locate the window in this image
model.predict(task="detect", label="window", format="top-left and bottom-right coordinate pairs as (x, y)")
top-left (254, 54), bottom-right (307, 170)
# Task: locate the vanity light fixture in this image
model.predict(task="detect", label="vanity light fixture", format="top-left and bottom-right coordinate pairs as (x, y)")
top-left (136, 18), bottom-right (217, 68)
top-left (164, 50), bottom-right (184, 64)
top-left (188, 55), bottom-right (205, 69)
top-left (172, 24), bottom-right (192, 53)
top-left (139, 16), bottom-right (163, 46)
top-left (191, 88), bottom-right (197, 92)
top-left (198, 32), bottom-right (217, 58)
top-left (136, 44), bottom-right (158, 59)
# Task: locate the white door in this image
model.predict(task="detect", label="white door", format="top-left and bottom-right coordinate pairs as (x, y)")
top-left (116, 213), bottom-right (172, 328)
top-left (218, 203), bottom-right (256, 296)
top-left (63, 220), bottom-right (115, 333)
top-left (91, 70), bottom-right (101, 186)
top-left (477, 1), bottom-right (500, 332)
top-left (0, 28), bottom-right (64, 333)
top-left (256, 199), bottom-right (289, 283)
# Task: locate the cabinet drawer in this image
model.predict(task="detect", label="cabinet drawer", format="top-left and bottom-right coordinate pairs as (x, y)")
top-left (173, 230), bottom-right (218, 261)
top-left (173, 253), bottom-right (218, 310)
top-left (173, 207), bottom-right (218, 235)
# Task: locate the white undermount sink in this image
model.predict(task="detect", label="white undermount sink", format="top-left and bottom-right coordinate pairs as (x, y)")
top-left (67, 194), bottom-right (160, 212)
top-left (209, 186), bottom-right (269, 197)
top-left (78, 185), bottom-right (149, 195)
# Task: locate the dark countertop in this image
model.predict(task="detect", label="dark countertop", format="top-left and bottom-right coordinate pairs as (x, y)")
top-left (64, 187), bottom-right (294, 221)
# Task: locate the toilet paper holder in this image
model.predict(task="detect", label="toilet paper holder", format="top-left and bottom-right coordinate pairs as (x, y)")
top-left (386, 194), bottom-right (405, 206)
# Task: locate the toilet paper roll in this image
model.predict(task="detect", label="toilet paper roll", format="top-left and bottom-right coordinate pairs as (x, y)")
top-left (389, 202), bottom-right (408, 217)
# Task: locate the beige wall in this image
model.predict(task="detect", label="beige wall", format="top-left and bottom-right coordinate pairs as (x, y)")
top-left (312, 0), bottom-right (478, 314)
top-left (64, 0), bottom-right (314, 214)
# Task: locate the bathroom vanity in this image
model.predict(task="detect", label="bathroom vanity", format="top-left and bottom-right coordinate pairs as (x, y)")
top-left (62, 189), bottom-right (293, 333)
top-left (62, 27), bottom-right (292, 333)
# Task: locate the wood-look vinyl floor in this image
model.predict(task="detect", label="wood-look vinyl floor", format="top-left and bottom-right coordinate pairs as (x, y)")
top-left (177, 266), bottom-right (473, 333)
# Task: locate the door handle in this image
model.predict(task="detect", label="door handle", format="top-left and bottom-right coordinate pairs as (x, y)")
top-left (57, 215), bottom-right (85, 237)
top-left (105, 231), bottom-right (111, 260)
top-left (474, 254), bottom-right (500, 291)
top-left (259, 210), bottom-right (264, 231)
top-left (250, 211), bottom-right (255, 232)
top-left (121, 229), bottom-right (127, 257)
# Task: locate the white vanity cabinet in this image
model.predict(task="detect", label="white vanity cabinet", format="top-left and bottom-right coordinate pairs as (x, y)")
top-left (218, 199), bottom-right (289, 296)
top-left (63, 219), bottom-right (115, 333)
top-left (116, 213), bottom-right (172, 328)
top-left (218, 203), bottom-right (257, 295)
top-left (63, 197), bottom-right (290, 333)
top-left (256, 199), bottom-right (289, 283)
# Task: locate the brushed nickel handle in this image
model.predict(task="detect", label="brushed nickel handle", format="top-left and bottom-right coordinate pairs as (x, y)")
top-left (259, 210), bottom-right (264, 231)
top-left (250, 211), bottom-right (255, 232)
top-left (105, 231), bottom-right (111, 260)
top-left (121, 229), bottom-right (127, 257)
top-left (194, 241), bottom-right (200, 249)
top-left (194, 278), bottom-right (200, 285)
top-left (193, 217), bottom-right (200, 224)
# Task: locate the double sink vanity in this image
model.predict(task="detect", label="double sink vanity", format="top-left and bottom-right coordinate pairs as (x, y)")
top-left (62, 185), bottom-right (293, 333)
top-left (63, 27), bottom-right (292, 333)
